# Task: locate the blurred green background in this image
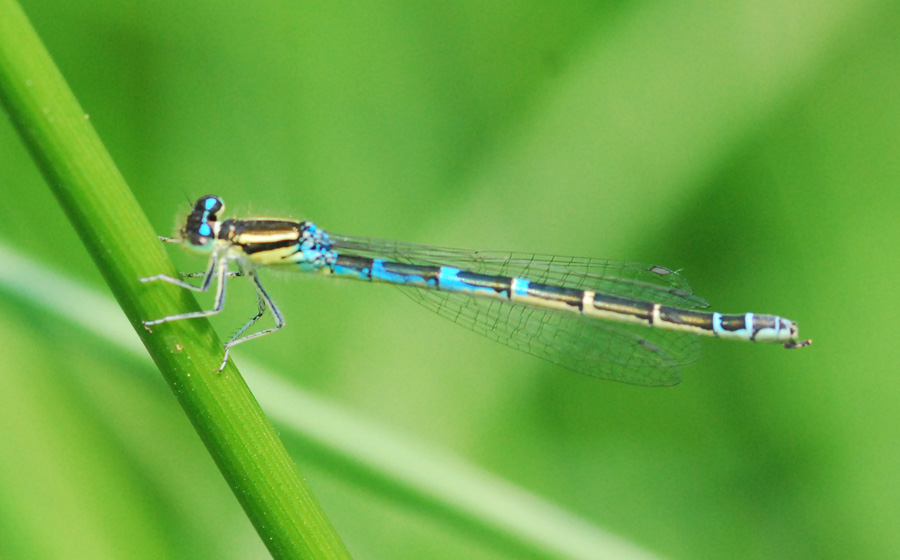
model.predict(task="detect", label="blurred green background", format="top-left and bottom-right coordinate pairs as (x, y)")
top-left (1, 1), bottom-right (898, 559)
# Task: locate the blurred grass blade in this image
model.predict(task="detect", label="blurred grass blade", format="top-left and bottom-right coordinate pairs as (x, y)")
top-left (0, 1), bottom-right (349, 557)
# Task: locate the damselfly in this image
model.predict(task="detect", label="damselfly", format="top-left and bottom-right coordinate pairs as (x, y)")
top-left (141, 196), bottom-right (811, 386)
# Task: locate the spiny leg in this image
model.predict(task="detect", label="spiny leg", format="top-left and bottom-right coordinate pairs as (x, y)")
top-left (217, 271), bottom-right (285, 372)
top-left (142, 255), bottom-right (229, 326)
top-left (141, 251), bottom-right (221, 293)
top-left (227, 286), bottom-right (268, 352)
top-left (181, 271), bottom-right (242, 279)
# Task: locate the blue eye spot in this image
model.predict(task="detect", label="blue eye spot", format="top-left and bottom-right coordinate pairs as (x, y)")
top-left (204, 197), bottom-right (218, 210)
top-left (198, 223), bottom-right (212, 237)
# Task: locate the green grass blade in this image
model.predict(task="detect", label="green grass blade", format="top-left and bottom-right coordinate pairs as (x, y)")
top-left (0, 1), bottom-right (349, 557)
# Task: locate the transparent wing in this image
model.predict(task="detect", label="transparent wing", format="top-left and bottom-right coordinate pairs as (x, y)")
top-left (400, 286), bottom-right (700, 387)
top-left (329, 234), bottom-right (709, 309)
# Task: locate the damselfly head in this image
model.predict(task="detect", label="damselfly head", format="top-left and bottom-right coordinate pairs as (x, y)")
top-left (183, 195), bottom-right (224, 250)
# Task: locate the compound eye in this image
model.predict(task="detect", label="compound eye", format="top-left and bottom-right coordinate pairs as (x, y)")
top-left (195, 195), bottom-right (224, 215)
